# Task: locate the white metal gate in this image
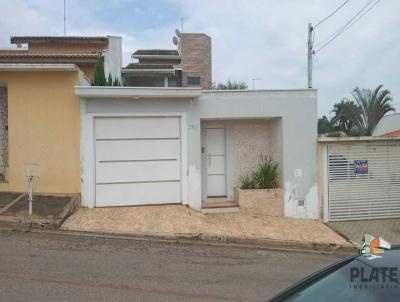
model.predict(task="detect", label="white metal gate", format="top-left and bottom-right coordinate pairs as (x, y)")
top-left (328, 142), bottom-right (400, 221)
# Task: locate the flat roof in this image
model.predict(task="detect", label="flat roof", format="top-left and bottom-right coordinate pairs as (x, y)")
top-left (202, 88), bottom-right (317, 93)
top-left (75, 86), bottom-right (201, 99)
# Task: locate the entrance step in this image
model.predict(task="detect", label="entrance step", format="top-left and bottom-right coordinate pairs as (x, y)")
top-left (201, 200), bottom-right (239, 214)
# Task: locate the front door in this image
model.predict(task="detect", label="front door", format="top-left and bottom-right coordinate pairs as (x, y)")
top-left (206, 127), bottom-right (226, 197)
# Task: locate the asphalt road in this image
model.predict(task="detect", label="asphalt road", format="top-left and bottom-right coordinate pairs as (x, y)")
top-left (0, 230), bottom-right (348, 301)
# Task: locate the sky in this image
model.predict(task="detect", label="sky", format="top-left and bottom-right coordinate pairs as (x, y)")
top-left (0, 0), bottom-right (399, 116)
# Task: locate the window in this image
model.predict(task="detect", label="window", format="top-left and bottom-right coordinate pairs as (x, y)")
top-left (187, 76), bottom-right (201, 86)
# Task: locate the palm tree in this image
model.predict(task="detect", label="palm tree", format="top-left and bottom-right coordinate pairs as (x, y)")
top-left (212, 80), bottom-right (248, 90)
top-left (351, 85), bottom-right (395, 135)
top-left (331, 100), bottom-right (359, 135)
top-left (318, 115), bottom-right (333, 134)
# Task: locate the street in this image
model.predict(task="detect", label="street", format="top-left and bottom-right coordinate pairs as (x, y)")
top-left (0, 230), bottom-right (347, 301)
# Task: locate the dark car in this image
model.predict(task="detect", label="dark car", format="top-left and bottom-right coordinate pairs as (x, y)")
top-left (269, 248), bottom-right (400, 302)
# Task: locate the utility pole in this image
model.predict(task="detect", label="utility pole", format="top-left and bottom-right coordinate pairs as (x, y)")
top-left (307, 23), bottom-right (313, 88)
top-left (63, 0), bottom-right (66, 36)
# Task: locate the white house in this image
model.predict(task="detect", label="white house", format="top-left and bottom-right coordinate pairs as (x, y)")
top-left (76, 86), bottom-right (319, 219)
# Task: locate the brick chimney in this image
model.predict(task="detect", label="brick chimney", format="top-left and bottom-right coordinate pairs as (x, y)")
top-left (179, 33), bottom-right (212, 89)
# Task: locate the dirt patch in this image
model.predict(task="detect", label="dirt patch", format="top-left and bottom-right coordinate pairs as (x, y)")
top-left (2, 195), bottom-right (71, 219)
top-left (0, 192), bottom-right (22, 208)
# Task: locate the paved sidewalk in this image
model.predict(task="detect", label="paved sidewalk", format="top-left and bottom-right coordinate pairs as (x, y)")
top-left (328, 219), bottom-right (400, 246)
top-left (62, 205), bottom-right (352, 251)
top-left (0, 192), bottom-right (79, 229)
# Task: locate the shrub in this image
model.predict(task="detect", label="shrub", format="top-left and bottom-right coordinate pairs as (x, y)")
top-left (239, 175), bottom-right (256, 189)
top-left (91, 55), bottom-right (106, 86)
top-left (91, 55), bottom-right (121, 86)
top-left (239, 155), bottom-right (279, 189)
top-left (326, 131), bottom-right (341, 137)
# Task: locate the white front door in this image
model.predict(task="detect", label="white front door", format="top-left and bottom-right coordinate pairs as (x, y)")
top-left (94, 116), bottom-right (181, 207)
top-left (206, 127), bottom-right (226, 197)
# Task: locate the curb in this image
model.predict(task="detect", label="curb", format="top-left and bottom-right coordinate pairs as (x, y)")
top-left (25, 228), bottom-right (357, 255)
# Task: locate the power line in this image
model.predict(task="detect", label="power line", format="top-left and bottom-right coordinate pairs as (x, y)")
top-left (315, 0), bottom-right (375, 48)
top-left (314, 0), bottom-right (351, 28)
top-left (315, 0), bottom-right (381, 53)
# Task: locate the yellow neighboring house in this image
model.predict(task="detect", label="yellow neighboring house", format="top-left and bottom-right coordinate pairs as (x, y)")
top-left (0, 36), bottom-right (122, 194)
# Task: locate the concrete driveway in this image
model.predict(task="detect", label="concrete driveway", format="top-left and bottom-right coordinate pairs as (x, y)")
top-left (328, 218), bottom-right (400, 246)
top-left (62, 205), bottom-right (352, 251)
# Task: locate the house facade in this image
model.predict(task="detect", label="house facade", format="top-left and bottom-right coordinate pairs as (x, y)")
top-left (0, 33), bottom-right (320, 219)
top-left (122, 32), bottom-right (211, 89)
top-left (77, 87), bottom-right (319, 219)
top-left (0, 36), bottom-right (121, 191)
top-left (0, 36), bottom-right (122, 80)
top-left (0, 65), bottom-right (83, 193)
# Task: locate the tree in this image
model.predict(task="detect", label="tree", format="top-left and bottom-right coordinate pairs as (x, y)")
top-left (351, 85), bottom-right (395, 135)
top-left (330, 85), bottom-right (395, 136)
top-left (318, 115), bottom-right (333, 134)
top-left (91, 55), bottom-right (107, 86)
top-left (212, 80), bottom-right (248, 90)
top-left (106, 73), bottom-right (113, 86)
top-left (112, 77), bottom-right (121, 87)
top-left (330, 99), bottom-right (359, 135)
top-left (91, 55), bottom-right (121, 86)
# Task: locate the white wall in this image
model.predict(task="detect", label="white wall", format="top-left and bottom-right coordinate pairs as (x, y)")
top-left (103, 36), bottom-right (122, 83)
top-left (82, 89), bottom-right (319, 219)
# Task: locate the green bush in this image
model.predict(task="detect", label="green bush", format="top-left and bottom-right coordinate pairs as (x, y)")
top-left (239, 155), bottom-right (279, 189)
top-left (239, 175), bottom-right (256, 189)
top-left (91, 55), bottom-right (121, 86)
top-left (91, 55), bottom-right (106, 86)
top-left (326, 131), bottom-right (341, 137)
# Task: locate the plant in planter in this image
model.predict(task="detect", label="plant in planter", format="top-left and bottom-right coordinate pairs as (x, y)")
top-left (237, 155), bottom-right (282, 217)
top-left (240, 155), bottom-right (279, 189)
top-left (239, 175), bottom-right (256, 189)
top-left (252, 155), bottom-right (279, 189)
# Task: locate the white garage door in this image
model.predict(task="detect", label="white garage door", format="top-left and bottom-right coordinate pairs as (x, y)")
top-left (94, 116), bottom-right (181, 207)
top-left (328, 142), bottom-right (400, 221)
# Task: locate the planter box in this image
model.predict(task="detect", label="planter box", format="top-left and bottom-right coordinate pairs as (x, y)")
top-left (235, 187), bottom-right (283, 217)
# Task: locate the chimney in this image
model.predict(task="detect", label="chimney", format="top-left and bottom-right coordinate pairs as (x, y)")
top-left (179, 33), bottom-right (212, 89)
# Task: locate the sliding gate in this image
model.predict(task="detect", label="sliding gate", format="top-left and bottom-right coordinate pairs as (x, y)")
top-left (327, 142), bottom-right (400, 221)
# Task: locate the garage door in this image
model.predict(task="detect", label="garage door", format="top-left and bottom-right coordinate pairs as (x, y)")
top-left (94, 116), bottom-right (181, 207)
top-left (328, 142), bottom-right (400, 221)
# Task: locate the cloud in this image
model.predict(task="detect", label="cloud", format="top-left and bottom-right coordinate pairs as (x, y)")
top-left (0, 0), bottom-right (399, 115)
top-left (177, 0), bottom-right (400, 115)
